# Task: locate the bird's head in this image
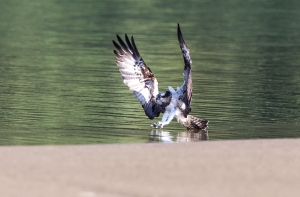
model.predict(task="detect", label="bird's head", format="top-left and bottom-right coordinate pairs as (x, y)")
top-left (156, 91), bottom-right (172, 105)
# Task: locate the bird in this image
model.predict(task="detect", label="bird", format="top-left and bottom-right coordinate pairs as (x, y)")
top-left (112, 24), bottom-right (208, 130)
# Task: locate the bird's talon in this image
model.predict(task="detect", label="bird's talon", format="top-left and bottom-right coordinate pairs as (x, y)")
top-left (151, 122), bottom-right (159, 128)
top-left (151, 122), bottom-right (164, 128)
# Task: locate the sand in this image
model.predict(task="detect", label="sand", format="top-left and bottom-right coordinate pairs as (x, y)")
top-left (1, 139), bottom-right (299, 197)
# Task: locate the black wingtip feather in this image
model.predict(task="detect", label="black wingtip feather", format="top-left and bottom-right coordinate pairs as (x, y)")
top-left (124, 35), bottom-right (132, 51)
top-left (131, 36), bottom-right (141, 58)
top-left (177, 23), bottom-right (185, 44)
top-left (112, 40), bottom-right (124, 55)
top-left (113, 50), bottom-right (122, 59)
top-left (117, 35), bottom-right (132, 54)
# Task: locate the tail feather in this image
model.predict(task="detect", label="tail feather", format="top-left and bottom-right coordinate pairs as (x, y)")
top-left (185, 115), bottom-right (208, 130)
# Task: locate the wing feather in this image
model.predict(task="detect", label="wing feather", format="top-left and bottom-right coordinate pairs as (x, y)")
top-left (131, 36), bottom-right (141, 57)
top-left (178, 24), bottom-right (193, 117)
top-left (113, 34), bottom-right (162, 119)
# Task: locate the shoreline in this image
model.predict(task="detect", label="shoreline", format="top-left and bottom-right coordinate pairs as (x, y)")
top-left (1, 139), bottom-right (299, 197)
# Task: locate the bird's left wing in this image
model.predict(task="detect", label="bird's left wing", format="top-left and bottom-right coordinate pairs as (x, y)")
top-left (113, 34), bottom-right (162, 119)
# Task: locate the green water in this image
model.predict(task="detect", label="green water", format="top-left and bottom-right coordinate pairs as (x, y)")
top-left (0, 0), bottom-right (299, 145)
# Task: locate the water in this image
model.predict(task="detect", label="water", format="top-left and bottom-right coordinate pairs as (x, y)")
top-left (0, 0), bottom-right (299, 145)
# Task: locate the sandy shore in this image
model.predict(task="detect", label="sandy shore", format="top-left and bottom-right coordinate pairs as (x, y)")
top-left (1, 139), bottom-right (299, 197)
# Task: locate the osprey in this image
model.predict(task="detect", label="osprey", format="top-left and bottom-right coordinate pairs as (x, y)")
top-left (112, 24), bottom-right (208, 130)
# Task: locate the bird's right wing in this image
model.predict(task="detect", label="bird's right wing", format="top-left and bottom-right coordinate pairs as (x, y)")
top-left (113, 34), bottom-right (162, 119)
top-left (178, 24), bottom-right (193, 117)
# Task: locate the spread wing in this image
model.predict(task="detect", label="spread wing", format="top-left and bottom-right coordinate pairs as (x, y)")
top-left (178, 24), bottom-right (193, 117)
top-left (113, 34), bottom-right (162, 119)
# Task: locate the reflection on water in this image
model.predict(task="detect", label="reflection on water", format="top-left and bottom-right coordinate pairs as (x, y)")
top-left (150, 128), bottom-right (208, 143)
top-left (0, 0), bottom-right (299, 145)
top-left (150, 130), bottom-right (174, 143)
top-left (177, 129), bottom-right (208, 142)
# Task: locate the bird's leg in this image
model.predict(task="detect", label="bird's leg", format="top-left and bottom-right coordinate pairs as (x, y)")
top-left (151, 107), bottom-right (177, 128)
top-left (151, 111), bottom-right (169, 128)
top-left (160, 111), bottom-right (169, 123)
top-left (160, 109), bottom-right (176, 128)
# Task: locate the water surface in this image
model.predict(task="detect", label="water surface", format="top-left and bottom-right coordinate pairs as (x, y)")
top-left (0, 0), bottom-right (299, 145)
